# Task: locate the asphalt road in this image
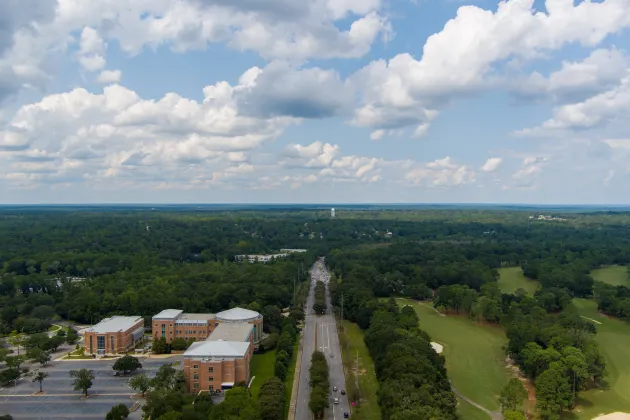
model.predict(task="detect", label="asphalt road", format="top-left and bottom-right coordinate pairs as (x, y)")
top-left (295, 258), bottom-right (349, 420)
top-left (0, 357), bottom-right (181, 419)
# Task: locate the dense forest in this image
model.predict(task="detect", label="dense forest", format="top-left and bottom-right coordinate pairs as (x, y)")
top-left (2, 208), bottom-right (630, 419)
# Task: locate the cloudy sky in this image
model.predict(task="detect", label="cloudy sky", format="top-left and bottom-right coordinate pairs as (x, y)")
top-left (1, 0), bottom-right (630, 204)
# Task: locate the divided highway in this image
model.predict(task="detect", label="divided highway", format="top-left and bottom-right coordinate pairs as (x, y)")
top-left (295, 258), bottom-right (349, 420)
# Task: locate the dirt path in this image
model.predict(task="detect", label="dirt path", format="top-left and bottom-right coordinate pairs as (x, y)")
top-left (451, 385), bottom-right (503, 420)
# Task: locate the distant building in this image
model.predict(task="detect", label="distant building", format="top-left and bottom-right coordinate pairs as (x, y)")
top-left (84, 316), bottom-right (145, 356)
top-left (331, 208), bottom-right (336, 218)
top-left (234, 249), bottom-right (307, 263)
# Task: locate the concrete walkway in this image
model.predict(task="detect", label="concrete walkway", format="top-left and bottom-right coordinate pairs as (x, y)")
top-left (451, 386), bottom-right (503, 420)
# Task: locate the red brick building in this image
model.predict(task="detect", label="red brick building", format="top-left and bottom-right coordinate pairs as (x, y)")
top-left (84, 316), bottom-right (145, 356)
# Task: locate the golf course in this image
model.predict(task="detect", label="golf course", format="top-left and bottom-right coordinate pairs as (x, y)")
top-left (397, 298), bottom-right (513, 420)
top-left (571, 298), bottom-right (630, 419)
top-left (497, 267), bottom-right (540, 295)
top-left (590, 266), bottom-right (629, 287)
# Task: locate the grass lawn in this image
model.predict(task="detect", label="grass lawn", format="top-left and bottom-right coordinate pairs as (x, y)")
top-left (497, 267), bottom-right (540, 295)
top-left (397, 299), bottom-right (512, 416)
top-left (250, 350), bottom-right (276, 400)
top-left (338, 320), bottom-right (381, 420)
top-left (457, 397), bottom-right (491, 420)
top-left (571, 299), bottom-right (630, 419)
top-left (284, 342), bottom-right (299, 414)
top-left (590, 265), bottom-right (629, 287)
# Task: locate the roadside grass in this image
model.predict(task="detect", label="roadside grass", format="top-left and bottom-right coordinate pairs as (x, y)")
top-left (250, 350), bottom-right (276, 400)
top-left (284, 342), bottom-right (299, 415)
top-left (338, 320), bottom-right (381, 420)
top-left (590, 265), bottom-right (629, 287)
top-left (570, 299), bottom-right (630, 419)
top-left (48, 324), bottom-right (62, 333)
top-left (397, 299), bottom-right (512, 415)
top-left (497, 267), bottom-right (540, 295)
top-left (62, 347), bottom-right (92, 359)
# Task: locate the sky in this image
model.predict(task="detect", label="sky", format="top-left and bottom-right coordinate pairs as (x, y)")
top-left (1, 0), bottom-right (630, 204)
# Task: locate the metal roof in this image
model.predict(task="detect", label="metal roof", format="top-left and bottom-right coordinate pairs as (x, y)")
top-left (153, 309), bottom-right (183, 319)
top-left (216, 307), bottom-right (261, 321)
top-left (184, 340), bottom-right (250, 358)
top-left (181, 313), bottom-right (216, 320)
top-left (86, 316), bottom-right (143, 334)
top-left (207, 323), bottom-right (253, 342)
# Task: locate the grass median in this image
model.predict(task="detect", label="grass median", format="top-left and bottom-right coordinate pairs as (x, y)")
top-left (338, 320), bottom-right (381, 420)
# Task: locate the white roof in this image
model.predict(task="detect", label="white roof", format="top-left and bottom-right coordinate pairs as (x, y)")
top-left (216, 307), bottom-right (260, 321)
top-left (87, 316), bottom-right (142, 333)
top-left (208, 323), bottom-right (253, 342)
top-left (153, 309), bottom-right (183, 319)
top-left (184, 340), bottom-right (250, 358)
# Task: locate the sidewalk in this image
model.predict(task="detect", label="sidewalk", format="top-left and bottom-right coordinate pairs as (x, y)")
top-left (287, 334), bottom-right (303, 420)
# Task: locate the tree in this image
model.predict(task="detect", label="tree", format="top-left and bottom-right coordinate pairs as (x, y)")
top-left (536, 362), bottom-right (572, 419)
top-left (7, 331), bottom-right (26, 356)
top-left (4, 355), bottom-right (24, 370)
top-left (209, 386), bottom-right (261, 420)
top-left (130, 373), bottom-right (151, 397)
top-left (151, 363), bottom-right (184, 391)
top-left (106, 403), bottom-right (130, 420)
top-left (170, 338), bottom-right (188, 351)
top-left (48, 335), bottom-right (65, 351)
top-left (500, 378), bottom-right (527, 412)
top-left (31, 370), bottom-right (49, 393)
top-left (113, 355), bottom-right (142, 375)
top-left (143, 388), bottom-right (186, 419)
top-left (66, 327), bottom-right (79, 345)
top-left (0, 368), bottom-right (20, 387)
top-left (156, 411), bottom-right (182, 420)
top-left (152, 337), bottom-right (170, 354)
top-left (0, 415), bottom-right (13, 420)
top-left (259, 377), bottom-right (285, 420)
top-left (36, 351), bottom-right (51, 366)
top-left (69, 368), bottom-right (95, 397)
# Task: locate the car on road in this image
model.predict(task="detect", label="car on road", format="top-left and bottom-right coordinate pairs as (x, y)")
top-left (333, 397), bottom-right (340, 404)
top-left (341, 389), bottom-right (346, 395)
top-left (333, 386), bottom-right (337, 392)
top-left (344, 413), bottom-right (349, 418)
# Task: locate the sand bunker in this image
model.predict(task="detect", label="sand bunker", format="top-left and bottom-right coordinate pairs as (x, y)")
top-left (431, 342), bottom-right (444, 354)
top-left (593, 413), bottom-right (630, 420)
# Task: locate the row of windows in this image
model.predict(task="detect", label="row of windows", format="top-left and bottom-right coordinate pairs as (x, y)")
top-left (192, 383), bottom-right (214, 391)
top-left (192, 365), bottom-right (214, 372)
top-left (193, 374), bottom-right (214, 381)
top-left (175, 330), bottom-right (205, 335)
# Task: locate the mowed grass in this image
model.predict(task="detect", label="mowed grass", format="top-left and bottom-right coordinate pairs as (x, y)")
top-left (338, 320), bottom-right (381, 420)
top-left (397, 299), bottom-right (512, 414)
top-left (571, 299), bottom-right (630, 419)
top-left (498, 267), bottom-right (540, 295)
top-left (590, 265), bottom-right (629, 287)
top-left (250, 350), bottom-right (276, 400)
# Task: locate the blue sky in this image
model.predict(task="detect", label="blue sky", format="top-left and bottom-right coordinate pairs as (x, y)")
top-left (1, 0), bottom-right (630, 204)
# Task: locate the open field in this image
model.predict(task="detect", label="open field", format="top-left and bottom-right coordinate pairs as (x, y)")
top-left (250, 350), bottom-right (276, 400)
top-left (338, 320), bottom-right (381, 420)
top-left (498, 267), bottom-right (540, 295)
top-left (397, 299), bottom-right (512, 417)
top-left (571, 299), bottom-right (630, 419)
top-left (590, 266), bottom-right (629, 287)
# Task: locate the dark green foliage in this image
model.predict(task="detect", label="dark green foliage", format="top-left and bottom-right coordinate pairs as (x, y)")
top-left (209, 387), bottom-right (260, 420)
top-left (112, 355), bottom-right (142, 375)
top-left (313, 281), bottom-right (327, 315)
top-left (69, 368), bottom-right (94, 396)
top-left (106, 403), bottom-right (130, 420)
top-left (170, 338), bottom-right (188, 351)
top-left (258, 377), bottom-right (285, 420)
top-left (309, 351), bottom-right (330, 419)
top-left (500, 378), bottom-right (527, 413)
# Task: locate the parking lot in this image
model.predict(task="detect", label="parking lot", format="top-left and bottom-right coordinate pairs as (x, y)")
top-left (0, 356), bottom-right (183, 419)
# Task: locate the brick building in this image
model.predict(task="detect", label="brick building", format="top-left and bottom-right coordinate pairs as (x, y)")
top-left (151, 307), bottom-right (263, 349)
top-left (84, 316), bottom-right (145, 356)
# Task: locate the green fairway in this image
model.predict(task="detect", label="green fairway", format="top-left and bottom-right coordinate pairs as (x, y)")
top-left (498, 267), bottom-right (540, 295)
top-left (571, 299), bottom-right (630, 419)
top-left (457, 398), bottom-right (491, 420)
top-left (338, 320), bottom-right (381, 420)
top-left (590, 265), bottom-right (629, 287)
top-left (250, 350), bottom-right (276, 400)
top-left (397, 299), bottom-right (512, 416)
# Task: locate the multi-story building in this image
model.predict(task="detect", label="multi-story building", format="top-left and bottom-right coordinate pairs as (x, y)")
top-left (151, 307), bottom-right (263, 350)
top-left (84, 316), bottom-right (145, 356)
top-left (183, 339), bottom-right (252, 393)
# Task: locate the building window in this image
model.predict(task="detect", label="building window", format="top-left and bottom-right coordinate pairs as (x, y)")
top-left (193, 365), bottom-right (198, 369)
top-left (209, 377), bottom-right (213, 381)
top-left (161, 324), bottom-right (166, 339)
top-left (89, 336), bottom-right (93, 353)
top-left (97, 335), bottom-right (105, 350)
top-left (194, 374), bottom-right (198, 379)
top-left (209, 385), bottom-right (214, 391)
top-left (110, 336), bottom-right (114, 352)
top-left (193, 383), bottom-right (198, 389)
top-left (208, 367), bottom-right (213, 373)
